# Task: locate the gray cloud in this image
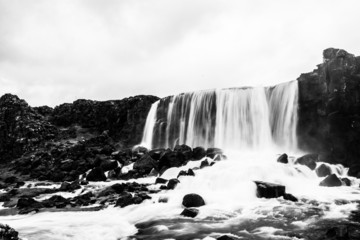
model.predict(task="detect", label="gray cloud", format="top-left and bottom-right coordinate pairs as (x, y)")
top-left (1, 0), bottom-right (360, 106)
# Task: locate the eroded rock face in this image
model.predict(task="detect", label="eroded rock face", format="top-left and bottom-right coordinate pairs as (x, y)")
top-left (297, 48), bottom-right (360, 176)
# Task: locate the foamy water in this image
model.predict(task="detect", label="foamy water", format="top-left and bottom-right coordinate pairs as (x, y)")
top-left (1, 151), bottom-right (359, 240)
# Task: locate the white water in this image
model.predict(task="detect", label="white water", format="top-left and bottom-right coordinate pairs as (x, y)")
top-left (141, 81), bottom-right (299, 151)
top-left (1, 81), bottom-right (360, 239)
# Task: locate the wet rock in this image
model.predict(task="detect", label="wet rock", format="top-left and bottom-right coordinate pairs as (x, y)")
top-left (295, 154), bottom-right (318, 170)
top-left (133, 154), bottom-right (158, 175)
top-left (316, 163), bottom-right (332, 177)
top-left (217, 236), bottom-right (235, 240)
top-left (341, 177), bottom-right (351, 186)
top-left (148, 148), bottom-right (165, 161)
top-left (192, 147), bottom-right (206, 160)
top-left (115, 192), bottom-right (133, 208)
top-left (200, 159), bottom-right (210, 169)
top-left (326, 226), bottom-right (349, 239)
top-left (159, 149), bottom-right (186, 169)
top-left (206, 148), bottom-right (223, 159)
top-left (277, 153), bottom-right (288, 164)
top-left (0, 223), bottom-right (20, 240)
top-left (59, 180), bottom-right (81, 192)
top-left (319, 174), bottom-right (342, 187)
top-left (4, 176), bottom-right (18, 184)
top-left (42, 195), bottom-right (69, 208)
top-left (86, 167), bottom-right (107, 181)
top-left (98, 183), bottom-right (126, 197)
top-left (17, 197), bottom-right (43, 209)
top-left (167, 178), bottom-right (180, 190)
top-left (174, 144), bottom-right (193, 160)
top-left (0, 194), bottom-right (10, 202)
top-left (182, 193), bottom-right (205, 208)
top-left (155, 177), bottom-right (167, 184)
top-left (177, 169), bottom-right (195, 178)
top-left (254, 181), bottom-right (286, 199)
top-left (180, 208), bottom-right (199, 218)
top-left (283, 193), bottom-right (298, 202)
top-left (100, 159), bottom-right (118, 172)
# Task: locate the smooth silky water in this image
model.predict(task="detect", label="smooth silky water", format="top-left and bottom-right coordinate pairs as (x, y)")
top-left (1, 81), bottom-right (360, 240)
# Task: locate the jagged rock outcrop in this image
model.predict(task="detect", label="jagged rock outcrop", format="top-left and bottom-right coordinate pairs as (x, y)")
top-left (0, 94), bottom-right (58, 162)
top-left (0, 94), bottom-right (158, 164)
top-left (297, 48), bottom-right (360, 176)
top-left (50, 95), bottom-right (159, 147)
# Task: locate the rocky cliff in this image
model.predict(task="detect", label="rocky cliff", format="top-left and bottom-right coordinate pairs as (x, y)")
top-left (297, 48), bottom-right (360, 176)
top-left (0, 94), bottom-right (159, 163)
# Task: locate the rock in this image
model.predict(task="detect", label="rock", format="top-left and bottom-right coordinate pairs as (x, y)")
top-left (217, 236), bottom-right (235, 240)
top-left (159, 149), bottom-right (186, 169)
top-left (206, 148), bottom-right (223, 159)
top-left (17, 197), bottom-right (43, 209)
top-left (174, 144), bottom-right (193, 160)
top-left (4, 176), bottom-right (18, 184)
top-left (295, 154), bottom-right (318, 170)
top-left (59, 180), bottom-right (81, 192)
top-left (192, 147), bottom-right (206, 160)
top-left (148, 148), bottom-right (165, 160)
top-left (182, 193), bottom-right (205, 208)
top-left (200, 159), bottom-right (210, 169)
top-left (277, 153), bottom-right (288, 164)
top-left (177, 169), bottom-right (195, 178)
top-left (319, 174), bottom-right (342, 187)
top-left (341, 177), bottom-right (351, 186)
top-left (42, 195), bottom-right (69, 208)
top-left (180, 208), bottom-right (199, 218)
top-left (100, 160), bottom-right (118, 172)
top-left (133, 154), bottom-right (158, 175)
top-left (0, 224), bottom-right (20, 240)
top-left (155, 178), bottom-right (167, 184)
top-left (254, 181), bottom-right (286, 199)
top-left (167, 178), bottom-right (180, 190)
top-left (316, 163), bottom-right (332, 177)
top-left (86, 167), bottom-right (107, 181)
top-left (115, 192), bottom-right (133, 208)
top-left (283, 193), bottom-right (298, 202)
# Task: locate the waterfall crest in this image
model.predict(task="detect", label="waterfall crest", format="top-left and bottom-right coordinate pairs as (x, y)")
top-left (141, 81), bottom-right (299, 151)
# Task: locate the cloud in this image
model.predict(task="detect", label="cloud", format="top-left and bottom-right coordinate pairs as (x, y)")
top-left (1, 0), bottom-right (360, 106)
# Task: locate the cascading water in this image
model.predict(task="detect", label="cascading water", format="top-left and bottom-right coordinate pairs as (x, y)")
top-left (141, 81), bottom-right (299, 152)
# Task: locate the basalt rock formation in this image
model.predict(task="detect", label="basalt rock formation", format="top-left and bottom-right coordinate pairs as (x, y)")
top-left (297, 48), bottom-right (360, 176)
top-left (0, 94), bottom-right (158, 163)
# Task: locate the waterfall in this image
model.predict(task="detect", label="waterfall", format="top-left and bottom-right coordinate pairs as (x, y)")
top-left (141, 81), bottom-right (299, 151)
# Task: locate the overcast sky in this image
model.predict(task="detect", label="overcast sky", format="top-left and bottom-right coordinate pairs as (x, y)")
top-left (1, 0), bottom-right (360, 107)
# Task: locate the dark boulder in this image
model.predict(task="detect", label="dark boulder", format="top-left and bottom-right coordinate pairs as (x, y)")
top-left (17, 197), bottom-right (43, 209)
top-left (180, 208), bottom-right (199, 218)
top-left (254, 181), bottom-right (285, 199)
top-left (86, 167), bottom-right (107, 181)
top-left (59, 180), bottom-right (81, 192)
top-left (217, 236), bottom-right (235, 240)
top-left (277, 153), bottom-right (288, 164)
top-left (42, 195), bottom-right (69, 208)
top-left (341, 177), bottom-right (351, 186)
top-left (0, 224), bottom-right (20, 240)
top-left (206, 148), bottom-right (223, 159)
top-left (316, 163), bottom-right (332, 177)
top-left (319, 174), bottom-right (342, 187)
top-left (159, 149), bottom-right (186, 169)
top-left (177, 169), bottom-right (195, 178)
top-left (174, 144), bottom-right (193, 160)
top-left (115, 192), bottom-right (134, 208)
top-left (148, 148), bottom-right (165, 160)
top-left (100, 160), bottom-right (118, 172)
top-left (155, 177), bottom-right (167, 184)
top-left (283, 193), bottom-right (298, 202)
top-left (193, 147), bottom-right (206, 160)
top-left (133, 154), bottom-right (158, 175)
top-left (167, 178), bottom-right (180, 190)
top-left (200, 159), bottom-right (210, 169)
top-left (182, 193), bottom-right (205, 208)
top-left (295, 154), bottom-right (318, 170)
